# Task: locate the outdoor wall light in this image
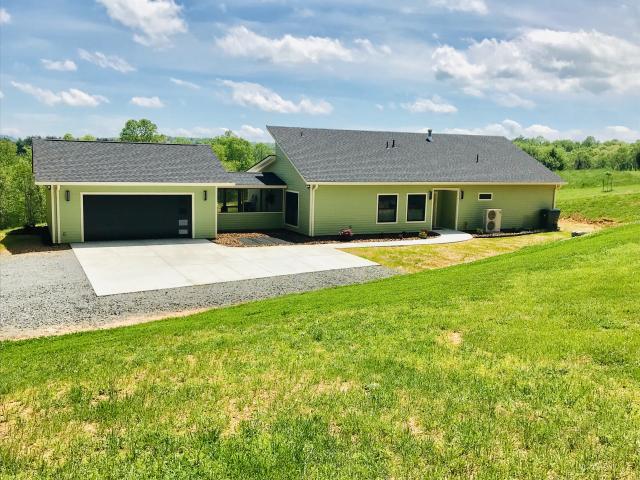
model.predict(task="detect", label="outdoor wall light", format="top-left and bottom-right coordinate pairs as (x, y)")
top-left (65, 190), bottom-right (70, 201)
top-left (203, 190), bottom-right (208, 201)
top-left (460, 190), bottom-right (464, 200)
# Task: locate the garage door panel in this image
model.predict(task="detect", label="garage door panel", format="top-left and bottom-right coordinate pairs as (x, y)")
top-left (83, 195), bottom-right (192, 241)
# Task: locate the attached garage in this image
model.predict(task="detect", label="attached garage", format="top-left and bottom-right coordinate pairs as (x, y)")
top-left (83, 194), bottom-right (193, 241)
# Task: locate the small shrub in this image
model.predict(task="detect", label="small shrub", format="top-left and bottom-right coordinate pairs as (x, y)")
top-left (418, 230), bottom-right (429, 239)
top-left (338, 226), bottom-right (353, 241)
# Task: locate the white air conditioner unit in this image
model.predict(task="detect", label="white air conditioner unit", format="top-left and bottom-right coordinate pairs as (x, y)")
top-left (484, 208), bottom-right (502, 233)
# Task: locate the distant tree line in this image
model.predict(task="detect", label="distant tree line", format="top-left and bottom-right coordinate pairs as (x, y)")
top-left (513, 136), bottom-right (640, 171)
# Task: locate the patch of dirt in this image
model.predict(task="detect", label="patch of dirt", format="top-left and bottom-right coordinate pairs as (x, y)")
top-left (315, 379), bottom-right (355, 394)
top-left (406, 417), bottom-right (424, 437)
top-left (438, 331), bottom-right (463, 347)
top-left (558, 218), bottom-right (606, 233)
top-left (215, 229), bottom-right (439, 247)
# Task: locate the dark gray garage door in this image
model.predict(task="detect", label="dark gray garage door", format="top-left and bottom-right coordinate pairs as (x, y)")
top-left (83, 195), bottom-right (192, 241)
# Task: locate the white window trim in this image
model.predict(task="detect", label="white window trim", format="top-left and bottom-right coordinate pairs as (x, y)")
top-left (478, 192), bottom-right (493, 201)
top-left (80, 192), bottom-right (196, 242)
top-left (406, 193), bottom-right (428, 223)
top-left (430, 188), bottom-right (460, 230)
top-left (284, 190), bottom-right (300, 228)
top-left (376, 193), bottom-right (399, 224)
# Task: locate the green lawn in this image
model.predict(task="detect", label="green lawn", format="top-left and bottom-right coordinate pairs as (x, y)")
top-left (344, 231), bottom-right (568, 273)
top-left (1, 224), bottom-right (639, 478)
top-left (556, 169), bottom-right (640, 223)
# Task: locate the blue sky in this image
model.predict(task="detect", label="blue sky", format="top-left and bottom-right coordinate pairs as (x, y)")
top-left (0, 0), bottom-right (638, 142)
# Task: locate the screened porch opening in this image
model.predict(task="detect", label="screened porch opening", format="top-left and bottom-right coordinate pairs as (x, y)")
top-left (217, 188), bottom-right (284, 213)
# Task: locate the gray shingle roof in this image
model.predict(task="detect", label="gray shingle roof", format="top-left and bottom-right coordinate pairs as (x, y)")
top-left (33, 139), bottom-right (234, 184)
top-left (266, 126), bottom-right (564, 184)
top-left (222, 172), bottom-right (286, 187)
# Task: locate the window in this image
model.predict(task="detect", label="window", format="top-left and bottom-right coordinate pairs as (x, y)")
top-left (377, 194), bottom-right (398, 223)
top-left (285, 191), bottom-right (299, 226)
top-left (406, 194), bottom-right (427, 222)
top-left (218, 189), bottom-right (283, 213)
top-left (478, 193), bottom-right (493, 201)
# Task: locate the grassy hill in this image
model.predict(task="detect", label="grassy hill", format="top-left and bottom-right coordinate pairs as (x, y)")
top-left (2, 224), bottom-right (639, 478)
top-left (556, 169), bottom-right (640, 223)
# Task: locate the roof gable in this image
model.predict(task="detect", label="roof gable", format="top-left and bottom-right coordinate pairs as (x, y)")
top-left (266, 126), bottom-right (564, 184)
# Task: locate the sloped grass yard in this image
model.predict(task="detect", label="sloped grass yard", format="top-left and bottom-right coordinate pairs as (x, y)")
top-left (556, 170), bottom-right (640, 224)
top-left (1, 225), bottom-right (639, 478)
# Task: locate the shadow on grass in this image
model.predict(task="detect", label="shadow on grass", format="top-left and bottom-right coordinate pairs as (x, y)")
top-left (0, 226), bottom-right (70, 255)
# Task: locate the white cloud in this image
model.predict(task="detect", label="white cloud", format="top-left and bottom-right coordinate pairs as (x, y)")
top-left (97, 0), bottom-right (187, 47)
top-left (220, 80), bottom-right (333, 115)
top-left (428, 0), bottom-right (488, 15)
top-left (170, 77), bottom-right (200, 90)
top-left (41, 59), bottom-right (78, 72)
top-left (494, 93), bottom-right (535, 109)
top-left (78, 49), bottom-right (135, 73)
top-left (1, 127), bottom-right (21, 137)
top-left (235, 124), bottom-right (270, 142)
top-left (401, 95), bottom-right (457, 113)
top-left (603, 126), bottom-right (640, 142)
top-left (0, 91), bottom-right (4, 100)
top-left (441, 120), bottom-right (640, 142)
top-left (11, 81), bottom-right (108, 107)
top-left (130, 96), bottom-right (164, 108)
top-left (375, 104), bottom-right (384, 111)
top-left (433, 29), bottom-right (640, 98)
top-left (0, 8), bottom-right (10, 24)
top-left (216, 26), bottom-right (389, 64)
top-left (442, 119), bottom-right (571, 140)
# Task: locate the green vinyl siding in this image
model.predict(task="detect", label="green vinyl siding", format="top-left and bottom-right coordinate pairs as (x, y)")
top-left (456, 185), bottom-right (555, 230)
top-left (53, 185), bottom-right (217, 243)
top-left (218, 212), bottom-right (283, 232)
top-left (313, 184), bottom-right (556, 236)
top-left (263, 144), bottom-right (310, 235)
top-left (313, 186), bottom-right (432, 236)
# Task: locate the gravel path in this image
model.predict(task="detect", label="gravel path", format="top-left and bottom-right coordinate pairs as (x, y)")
top-left (0, 250), bottom-right (396, 340)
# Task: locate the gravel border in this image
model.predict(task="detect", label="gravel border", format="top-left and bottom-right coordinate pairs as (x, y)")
top-left (0, 250), bottom-right (397, 340)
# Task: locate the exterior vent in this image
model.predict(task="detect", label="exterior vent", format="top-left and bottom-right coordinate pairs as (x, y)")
top-left (426, 129), bottom-right (433, 142)
top-left (484, 208), bottom-right (502, 233)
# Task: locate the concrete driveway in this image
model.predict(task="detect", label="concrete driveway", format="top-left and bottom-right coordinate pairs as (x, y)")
top-left (72, 239), bottom-right (378, 296)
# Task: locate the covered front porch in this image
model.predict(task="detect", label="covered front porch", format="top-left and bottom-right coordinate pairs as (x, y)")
top-left (216, 172), bottom-right (287, 233)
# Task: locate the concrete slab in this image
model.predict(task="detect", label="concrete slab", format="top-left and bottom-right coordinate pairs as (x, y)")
top-left (72, 239), bottom-right (378, 296)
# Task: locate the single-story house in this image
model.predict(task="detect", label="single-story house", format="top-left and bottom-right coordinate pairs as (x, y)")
top-left (33, 126), bottom-right (565, 243)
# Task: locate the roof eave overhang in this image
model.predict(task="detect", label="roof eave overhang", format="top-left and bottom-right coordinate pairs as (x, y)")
top-left (307, 181), bottom-right (567, 186)
top-left (34, 181), bottom-right (237, 187)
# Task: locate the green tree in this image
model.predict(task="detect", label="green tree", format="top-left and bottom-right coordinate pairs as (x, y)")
top-left (79, 134), bottom-right (96, 141)
top-left (62, 133), bottom-right (74, 141)
top-left (0, 140), bottom-right (45, 228)
top-left (208, 131), bottom-right (254, 171)
top-left (119, 119), bottom-right (166, 143)
top-left (252, 142), bottom-right (274, 165)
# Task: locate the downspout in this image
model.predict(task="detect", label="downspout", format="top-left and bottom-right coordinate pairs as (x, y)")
top-left (50, 185), bottom-right (56, 243)
top-left (553, 185), bottom-right (558, 209)
top-left (56, 185), bottom-right (61, 244)
top-left (309, 184), bottom-right (318, 237)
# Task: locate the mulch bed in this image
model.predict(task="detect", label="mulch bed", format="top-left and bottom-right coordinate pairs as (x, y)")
top-left (215, 229), bottom-right (440, 247)
top-left (470, 229), bottom-right (551, 238)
